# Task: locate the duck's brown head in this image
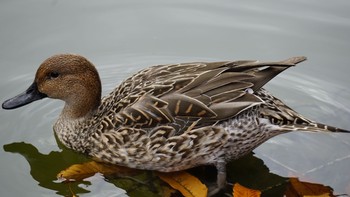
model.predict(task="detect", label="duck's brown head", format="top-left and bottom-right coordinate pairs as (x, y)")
top-left (2, 54), bottom-right (102, 119)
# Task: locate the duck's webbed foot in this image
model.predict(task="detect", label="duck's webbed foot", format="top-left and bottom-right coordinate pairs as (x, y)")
top-left (208, 161), bottom-right (227, 196)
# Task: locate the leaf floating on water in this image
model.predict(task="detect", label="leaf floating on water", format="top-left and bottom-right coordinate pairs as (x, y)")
top-left (232, 183), bottom-right (261, 197)
top-left (285, 178), bottom-right (334, 197)
top-left (157, 171), bottom-right (208, 197)
top-left (57, 161), bottom-right (138, 181)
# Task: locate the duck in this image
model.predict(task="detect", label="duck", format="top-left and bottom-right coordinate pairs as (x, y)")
top-left (2, 54), bottom-right (349, 195)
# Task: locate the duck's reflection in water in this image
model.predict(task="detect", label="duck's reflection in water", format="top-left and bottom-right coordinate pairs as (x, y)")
top-left (5, 141), bottom-right (313, 196)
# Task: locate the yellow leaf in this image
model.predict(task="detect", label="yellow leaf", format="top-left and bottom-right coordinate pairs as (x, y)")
top-left (57, 161), bottom-right (138, 181)
top-left (157, 171), bottom-right (208, 197)
top-left (233, 183), bottom-right (261, 197)
top-left (285, 178), bottom-right (333, 197)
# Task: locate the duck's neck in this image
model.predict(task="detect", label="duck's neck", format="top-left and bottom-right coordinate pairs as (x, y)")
top-left (62, 87), bottom-right (101, 119)
top-left (54, 111), bottom-right (95, 153)
top-left (62, 100), bottom-right (99, 119)
top-left (54, 97), bottom-right (101, 153)
top-left (53, 79), bottom-right (102, 152)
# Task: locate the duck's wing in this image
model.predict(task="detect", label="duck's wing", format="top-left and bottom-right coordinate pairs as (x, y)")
top-left (112, 57), bottom-right (307, 129)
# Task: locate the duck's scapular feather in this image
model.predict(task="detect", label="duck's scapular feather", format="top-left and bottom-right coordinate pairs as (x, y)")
top-left (3, 54), bottom-right (349, 195)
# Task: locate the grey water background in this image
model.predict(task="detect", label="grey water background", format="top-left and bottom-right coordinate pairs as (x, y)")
top-left (0, 0), bottom-right (350, 196)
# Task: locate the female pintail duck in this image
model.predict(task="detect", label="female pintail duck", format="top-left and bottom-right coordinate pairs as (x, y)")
top-left (2, 54), bottom-right (349, 195)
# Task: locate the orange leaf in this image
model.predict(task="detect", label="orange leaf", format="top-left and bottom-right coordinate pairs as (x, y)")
top-left (157, 171), bottom-right (208, 197)
top-left (57, 161), bottom-right (138, 181)
top-left (285, 178), bottom-right (333, 197)
top-left (233, 183), bottom-right (261, 197)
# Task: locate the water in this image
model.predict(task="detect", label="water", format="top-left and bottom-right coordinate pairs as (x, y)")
top-left (0, 0), bottom-right (350, 196)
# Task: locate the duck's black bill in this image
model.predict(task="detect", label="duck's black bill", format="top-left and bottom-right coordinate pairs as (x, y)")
top-left (2, 82), bottom-right (47, 110)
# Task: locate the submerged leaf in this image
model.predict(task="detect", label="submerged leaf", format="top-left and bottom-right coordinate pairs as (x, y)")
top-left (285, 178), bottom-right (334, 197)
top-left (157, 171), bottom-right (208, 197)
top-left (57, 161), bottom-right (138, 181)
top-left (233, 183), bottom-right (261, 197)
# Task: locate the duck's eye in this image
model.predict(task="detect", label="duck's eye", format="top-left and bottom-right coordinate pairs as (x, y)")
top-left (49, 72), bottom-right (60, 79)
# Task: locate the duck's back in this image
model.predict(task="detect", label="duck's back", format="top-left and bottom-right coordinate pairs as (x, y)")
top-left (100, 57), bottom-right (306, 125)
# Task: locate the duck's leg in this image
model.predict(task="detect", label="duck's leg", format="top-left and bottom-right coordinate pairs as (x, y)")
top-left (208, 161), bottom-right (227, 196)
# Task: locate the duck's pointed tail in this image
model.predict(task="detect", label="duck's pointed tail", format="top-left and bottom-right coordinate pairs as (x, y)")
top-left (280, 122), bottom-right (350, 133)
top-left (256, 89), bottom-right (350, 134)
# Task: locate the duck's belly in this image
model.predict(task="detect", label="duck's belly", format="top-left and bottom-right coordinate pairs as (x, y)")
top-left (89, 112), bottom-right (281, 172)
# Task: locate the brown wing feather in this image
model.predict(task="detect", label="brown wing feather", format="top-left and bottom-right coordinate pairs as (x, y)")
top-left (111, 57), bottom-right (306, 130)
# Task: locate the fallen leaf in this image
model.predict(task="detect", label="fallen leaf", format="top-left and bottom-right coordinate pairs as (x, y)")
top-left (233, 183), bottom-right (261, 197)
top-left (57, 161), bottom-right (138, 181)
top-left (157, 171), bottom-right (208, 197)
top-left (285, 178), bottom-right (334, 197)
